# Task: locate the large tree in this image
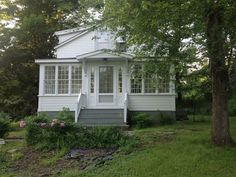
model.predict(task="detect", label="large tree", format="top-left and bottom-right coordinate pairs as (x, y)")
top-left (103, 0), bottom-right (236, 145)
top-left (0, 0), bottom-right (80, 118)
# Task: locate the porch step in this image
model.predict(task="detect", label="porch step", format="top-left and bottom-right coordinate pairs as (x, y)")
top-left (78, 109), bottom-right (125, 126)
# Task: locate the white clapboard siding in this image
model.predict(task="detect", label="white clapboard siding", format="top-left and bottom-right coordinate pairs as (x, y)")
top-left (58, 32), bottom-right (79, 44)
top-left (56, 31), bottom-right (96, 58)
top-left (38, 96), bottom-right (78, 111)
top-left (128, 95), bottom-right (176, 111)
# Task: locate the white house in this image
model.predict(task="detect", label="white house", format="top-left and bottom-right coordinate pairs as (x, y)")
top-left (35, 27), bottom-right (176, 126)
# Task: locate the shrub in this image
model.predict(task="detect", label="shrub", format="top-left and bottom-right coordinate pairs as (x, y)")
top-left (131, 113), bottom-right (151, 129)
top-left (25, 121), bottom-right (78, 150)
top-left (0, 112), bottom-right (11, 138)
top-left (25, 119), bottom-right (135, 151)
top-left (159, 113), bottom-right (175, 125)
top-left (56, 107), bottom-right (74, 123)
top-left (25, 114), bottom-right (49, 124)
top-left (76, 126), bottom-right (131, 148)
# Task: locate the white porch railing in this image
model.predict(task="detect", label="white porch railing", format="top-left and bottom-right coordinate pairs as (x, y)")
top-left (75, 90), bottom-right (86, 123)
top-left (124, 92), bottom-right (128, 123)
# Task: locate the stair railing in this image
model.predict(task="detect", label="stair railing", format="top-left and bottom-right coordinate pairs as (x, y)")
top-left (75, 89), bottom-right (86, 123)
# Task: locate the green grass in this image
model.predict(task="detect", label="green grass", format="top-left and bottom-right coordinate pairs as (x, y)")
top-left (57, 116), bottom-right (236, 177)
top-left (40, 149), bottom-right (67, 167)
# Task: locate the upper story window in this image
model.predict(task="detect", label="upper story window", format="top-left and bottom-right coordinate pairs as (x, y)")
top-left (97, 31), bottom-right (109, 42)
top-left (44, 65), bottom-right (82, 95)
top-left (130, 64), bottom-right (170, 94)
top-left (96, 31), bottom-right (110, 50)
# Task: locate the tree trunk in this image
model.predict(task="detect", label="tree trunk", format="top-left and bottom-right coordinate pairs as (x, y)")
top-left (207, 5), bottom-right (233, 145)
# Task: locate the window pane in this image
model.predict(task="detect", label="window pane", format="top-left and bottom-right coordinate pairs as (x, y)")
top-left (71, 65), bottom-right (82, 94)
top-left (158, 77), bottom-right (170, 93)
top-left (130, 64), bottom-right (142, 93)
top-left (144, 73), bottom-right (156, 93)
top-left (99, 66), bottom-right (113, 93)
top-left (58, 66), bottom-right (69, 94)
top-left (44, 66), bottom-right (55, 94)
top-left (90, 67), bottom-right (94, 93)
top-left (118, 68), bottom-right (122, 93)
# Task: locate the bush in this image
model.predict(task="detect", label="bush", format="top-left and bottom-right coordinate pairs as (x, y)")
top-left (132, 113), bottom-right (151, 129)
top-left (25, 121), bottom-right (78, 150)
top-left (0, 112), bottom-right (11, 138)
top-left (77, 126), bottom-right (131, 148)
top-left (159, 113), bottom-right (175, 125)
top-left (25, 117), bottom-right (135, 151)
top-left (56, 107), bottom-right (74, 123)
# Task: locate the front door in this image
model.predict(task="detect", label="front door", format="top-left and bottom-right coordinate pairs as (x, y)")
top-left (98, 66), bottom-right (114, 104)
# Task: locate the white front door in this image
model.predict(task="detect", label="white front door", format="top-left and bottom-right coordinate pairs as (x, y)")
top-left (97, 66), bottom-right (115, 104)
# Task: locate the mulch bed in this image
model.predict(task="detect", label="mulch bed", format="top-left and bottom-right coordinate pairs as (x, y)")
top-left (9, 147), bottom-right (116, 177)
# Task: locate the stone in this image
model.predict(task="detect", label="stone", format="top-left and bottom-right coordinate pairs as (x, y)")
top-left (0, 139), bottom-right (5, 145)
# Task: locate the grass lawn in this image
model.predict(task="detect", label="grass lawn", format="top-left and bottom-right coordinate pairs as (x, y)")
top-left (2, 116), bottom-right (236, 177)
top-left (58, 116), bottom-right (236, 177)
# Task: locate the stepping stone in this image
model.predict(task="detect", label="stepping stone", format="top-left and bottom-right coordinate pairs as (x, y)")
top-left (0, 139), bottom-right (5, 145)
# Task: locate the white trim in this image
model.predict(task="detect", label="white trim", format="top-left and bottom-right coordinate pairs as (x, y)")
top-left (129, 93), bottom-right (176, 96)
top-left (35, 59), bottom-right (78, 64)
top-left (76, 50), bottom-right (133, 60)
top-left (54, 27), bottom-right (91, 36)
top-left (96, 65), bottom-right (116, 106)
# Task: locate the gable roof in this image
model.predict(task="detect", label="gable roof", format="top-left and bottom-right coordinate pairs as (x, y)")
top-left (54, 26), bottom-right (91, 36)
top-left (76, 49), bottom-right (133, 60)
top-left (54, 30), bottom-right (90, 49)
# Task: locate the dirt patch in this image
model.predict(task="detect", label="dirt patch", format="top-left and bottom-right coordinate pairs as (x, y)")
top-left (9, 147), bottom-right (116, 177)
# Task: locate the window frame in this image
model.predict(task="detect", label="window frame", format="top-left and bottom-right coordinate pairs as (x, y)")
top-left (129, 63), bottom-right (172, 95)
top-left (43, 64), bottom-right (82, 96)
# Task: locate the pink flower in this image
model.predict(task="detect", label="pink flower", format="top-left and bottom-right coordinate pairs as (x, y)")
top-left (40, 122), bottom-right (47, 128)
top-left (60, 122), bottom-right (65, 128)
top-left (19, 120), bottom-right (26, 128)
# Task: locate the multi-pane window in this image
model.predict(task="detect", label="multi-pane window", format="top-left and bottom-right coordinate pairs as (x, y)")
top-left (90, 67), bottom-right (95, 93)
top-left (118, 68), bottom-right (122, 93)
top-left (44, 65), bottom-right (82, 95)
top-left (71, 65), bottom-right (82, 94)
top-left (130, 64), bottom-right (170, 94)
top-left (130, 65), bottom-right (142, 93)
top-left (44, 66), bottom-right (55, 94)
top-left (58, 66), bottom-right (69, 94)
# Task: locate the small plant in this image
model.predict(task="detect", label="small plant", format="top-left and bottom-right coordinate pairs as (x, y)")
top-left (0, 112), bottom-right (11, 138)
top-left (56, 107), bottom-right (74, 123)
top-left (11, 151), bottom-right (24, 161)
top-left (0, 152), bottom-right (6, 163)
top-left (159, 113), bottom-right (175, 125)
top-left (131, 113), bottom-right (151, 129)
top-left (40, 149), bottom-right (67, 166)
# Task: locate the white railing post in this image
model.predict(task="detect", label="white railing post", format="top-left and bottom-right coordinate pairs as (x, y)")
top-left (124, 92), bottom-right (128, 123)
top-left (76, 89), bottom-right (82, 123)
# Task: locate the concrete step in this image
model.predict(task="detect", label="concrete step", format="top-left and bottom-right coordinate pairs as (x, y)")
top-left (78, 109), bottom-right (125, 125)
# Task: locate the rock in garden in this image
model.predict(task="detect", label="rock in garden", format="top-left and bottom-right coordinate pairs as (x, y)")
top-left (0, 139), bottom-right (5, 145)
